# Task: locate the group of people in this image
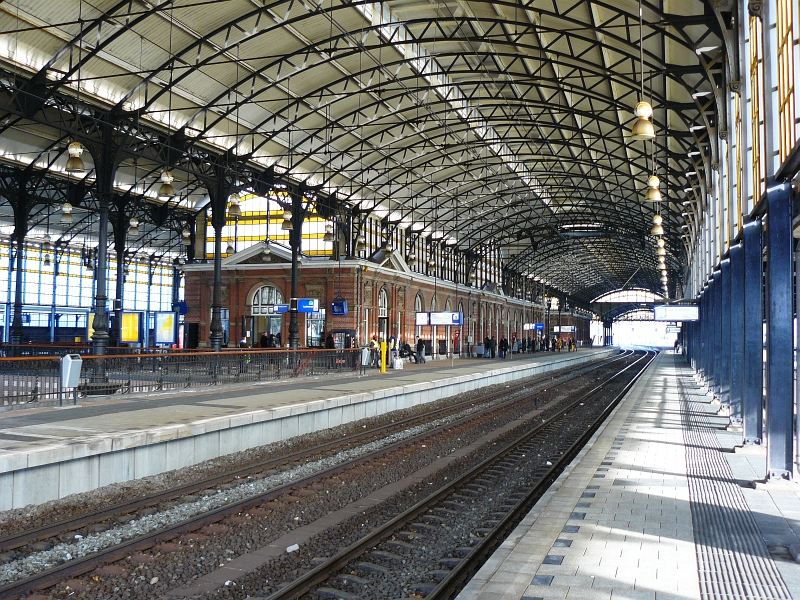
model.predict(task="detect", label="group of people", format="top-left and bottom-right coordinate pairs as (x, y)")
top-left (367, 335), bottom-right (429, 368)
top-left (480, 334), bottom-right (578, 356)
top-left (258, 331), bottom-right (282, 348)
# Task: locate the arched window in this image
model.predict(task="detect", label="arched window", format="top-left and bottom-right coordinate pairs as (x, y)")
top-left (415, 293), bottom-right (423, 313)
top-left (378, 287), bottom-right (388, 318)
top-left (252, 285), bottom-right (283, 315)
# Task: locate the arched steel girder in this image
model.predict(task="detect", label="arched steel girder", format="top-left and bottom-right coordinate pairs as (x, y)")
top-left (26, 3), bottom-right (712, 178)
top-left (35, 0), bottom-right (720, 120)
top-left (7, 30), bottom-right (704, 213)
top-left (288, 90), bottom-right (691, 190)
top-left (334, 126), bottom-right (683, 210)
top-left (153, 42), bottom-right (714, 180)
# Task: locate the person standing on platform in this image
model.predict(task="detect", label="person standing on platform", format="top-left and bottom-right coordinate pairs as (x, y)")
top-left (260, 332), bottom-right (269, 348)
top-left (499, 336), bottom-right (508, 359)
top-left (325, 333), bottom-right (335, 349)
top-left (369, 335), bottom-right (380, 368)
top-left (416, 336), bottom-right (427, 364)
top-left (490, 336), bottom-right (497, 358)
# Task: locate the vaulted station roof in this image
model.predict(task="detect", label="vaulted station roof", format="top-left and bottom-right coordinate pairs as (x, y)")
top-left (0, 0), bottom-right (728, 304)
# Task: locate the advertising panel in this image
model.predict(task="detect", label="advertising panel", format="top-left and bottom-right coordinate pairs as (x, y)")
top-left (154, 312), bottom-right (177, 344)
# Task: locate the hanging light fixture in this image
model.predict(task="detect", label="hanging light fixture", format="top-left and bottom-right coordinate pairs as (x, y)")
top-left (355, 234), bottom-right (365, 252)
top-left (158, 171), bottom-right (176, 200)
top-left (226, 240), bottom-right (235, 254)
top-left (281, 208), bottom-right (293, 231)
top-left (129, 217), bottom-right (140, 237)
top-left (323, 223), bottom-right (334, 242)
top-left (650, 213), bottom-right (664, 236)
top-left (43, 234), bottom-right (53, 253)
top-left (180, 228), bottom-right (191, 246)
top-left (657, 237), bottom-right (665, 248)
top-left (60, 202), bottom-right (74, 224)
top-left (656, 246), bottom-right (666, 257)
top-left (385, 242), bottom-right (394, 257)
top-left (65, 141), bottom-right (86, 173)
top-left (43, 253), bottom-right (52, 267)
top-left (630, 1), bottom-right (656, 141)
top-left (644, 174), bottom-right (662, 202)
top-left (262, 239), bottom-right (271, 260)
top-left (228, 192), bottom-right (242, 218)
top-left (407, 253), bottom-right (417, 267)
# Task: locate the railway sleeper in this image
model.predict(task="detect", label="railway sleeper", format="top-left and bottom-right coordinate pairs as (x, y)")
top-left (353, 561), bottom-right (389, 574)
top-left (410, 581), bottom-right (438, 594)
top-left (335, 573), bottom-right (369, 587)
top-left (315, 587), bottom-right (358, 600)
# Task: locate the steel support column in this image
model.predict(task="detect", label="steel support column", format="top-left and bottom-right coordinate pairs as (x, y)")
top-left (91, 198), bottom-right (111, 355)
top-left (720, 259), bottom-right (731, 408)
top-left (765, 183), bottom-right (793, 479)
top-left (711, 272), bottom-right (721, 394)
top-left (729, 243), bottom-right (745, 424)
top-left (743, 219), bottom-right (763, 445)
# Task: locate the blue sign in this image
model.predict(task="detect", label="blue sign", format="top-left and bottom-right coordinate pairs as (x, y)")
top-left (331, 299), bottom-right (348, 315)
top-left (172, 301), bottom-right (187, 315)
top-left (296, 298), bottom-right (319, 313)
top-left (533, 323), bottom-right (545, 331)
top-left (269, 304), bottom-right (289, 314)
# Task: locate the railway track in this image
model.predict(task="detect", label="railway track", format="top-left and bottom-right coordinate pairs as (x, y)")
top-left (0, 350), bottom-right (639, 599)
top-left (261, 350), bottom-right (656, 600)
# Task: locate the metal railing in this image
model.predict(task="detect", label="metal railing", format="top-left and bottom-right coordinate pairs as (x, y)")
top-left (0, 349), bottom-right (364, 408)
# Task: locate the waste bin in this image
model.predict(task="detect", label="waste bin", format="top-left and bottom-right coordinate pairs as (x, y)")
top-left (60, 354), bottom-right (82, 388)
top-left (360, 346), bottom-right (371, 367)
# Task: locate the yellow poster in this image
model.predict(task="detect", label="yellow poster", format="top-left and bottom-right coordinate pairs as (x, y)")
top-left (121, 312), bottom-right (140, 343)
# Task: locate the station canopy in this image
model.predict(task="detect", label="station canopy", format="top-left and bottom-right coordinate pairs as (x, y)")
top-left (0, 0), bottom-right (725, 303)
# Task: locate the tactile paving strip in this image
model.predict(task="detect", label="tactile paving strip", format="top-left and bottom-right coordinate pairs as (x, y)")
top-left (679, 372), bottom-right (791, 600)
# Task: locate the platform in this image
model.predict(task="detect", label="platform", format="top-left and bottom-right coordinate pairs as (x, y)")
top-left (457, 352), bottom-right (800, 600)
top-left (0, 348), bottom-right (614, 511)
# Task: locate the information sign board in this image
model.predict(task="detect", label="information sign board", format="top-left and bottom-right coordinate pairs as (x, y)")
top-left (429, 311), bottom-right (463, 326)
top-left (296, 298), bottom-right (319, 313)
top-left (653, 304), bottom-right (699, 321)
top-left (269, 304), bottom-right (289, 314)
top-left (415, 312), bottom-right (429, 326)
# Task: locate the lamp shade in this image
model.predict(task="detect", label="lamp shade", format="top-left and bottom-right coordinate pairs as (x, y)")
top-left (650, 223), bottom-right (664, 236)
top-left (60, 202), bottom-right (74, 224)
top-left (158, 171), bottom-right (176, 200)
top-left (644, 187), bottom-right (662, 202)
top-left (630, 102), bottom-right (655, 140)
top-left (65, 141), bottom-right (86, 173)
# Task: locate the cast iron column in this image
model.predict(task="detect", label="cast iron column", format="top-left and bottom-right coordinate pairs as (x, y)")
top-left (209, 174), bottom-right (229, 352)
top-left (765, 182), bottom-right (793, 479)
top-left (720, 258), bottom-right (731, 408)
top-left (91, 197), bottom-right (111, 355)
top-left (209, 223), bottom-right (224, 351)
top-left (743, 219), bottom-right (763, 445)
top-left (729, 243), bottom-right (744, 424)
top-left (288, 191), bottom-right (304, 350)
top-left (113, 211), bottom-right (126, 349)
